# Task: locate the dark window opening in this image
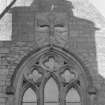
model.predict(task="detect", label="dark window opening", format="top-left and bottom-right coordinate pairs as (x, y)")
top-left (55, 24), bottom-right (65, 27)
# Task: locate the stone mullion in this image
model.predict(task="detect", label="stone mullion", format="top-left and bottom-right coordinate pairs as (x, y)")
top-left (39, 72), bottom-right (50, 105)
top-left (54, 72), bottom-right (65, 105)
top-left (38, 77), bottom-right (44, 105)
top-left (59, 84), bottom-right (65, 105)
top-left (39, 87), bottom-right (44, 105)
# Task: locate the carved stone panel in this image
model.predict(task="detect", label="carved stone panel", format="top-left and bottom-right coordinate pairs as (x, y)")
top-left (35, 12), bottom-right (69, 47)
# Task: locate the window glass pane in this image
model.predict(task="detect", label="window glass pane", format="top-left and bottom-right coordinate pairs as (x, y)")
top-left (22, 88), bottom-right (37, 105)
top-left (66, 88), bottom-right (81, 105)
top-left (44, 78), bottom-right (59, 105)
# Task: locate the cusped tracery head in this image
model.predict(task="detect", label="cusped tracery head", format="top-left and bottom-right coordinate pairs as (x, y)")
top-left (24, 69), bottom-right (42, 83)
top-left (61, 69), bottom-right (76, 83)
top-left (40, 55), bottom-right (64, 72)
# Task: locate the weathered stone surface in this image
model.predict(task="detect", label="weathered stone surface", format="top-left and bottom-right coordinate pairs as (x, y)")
top-left (0, 0), bottom-right (105, 105)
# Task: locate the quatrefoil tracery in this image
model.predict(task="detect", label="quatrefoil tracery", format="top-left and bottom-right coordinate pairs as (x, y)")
top-left (28, 70), bottom-right (42, 82)
top-left (39, 55), bottom-right (65, 72)
top-left (61, 70), bottom-right (76, 83)
top-left (24, 55), bottom-right (78, 87)
top-left (24, 65), bottom-right (43, 84)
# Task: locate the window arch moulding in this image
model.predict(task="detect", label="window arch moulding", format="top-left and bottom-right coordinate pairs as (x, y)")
top-left (6, 46), bottom-right (96, 105)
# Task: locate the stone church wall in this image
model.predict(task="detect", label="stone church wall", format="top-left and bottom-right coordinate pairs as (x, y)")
top-left (0, 0), bottom-right (105, 105)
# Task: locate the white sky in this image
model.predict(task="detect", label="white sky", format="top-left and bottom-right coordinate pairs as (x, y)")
top-left (89, 0), bottom-right (105, 18)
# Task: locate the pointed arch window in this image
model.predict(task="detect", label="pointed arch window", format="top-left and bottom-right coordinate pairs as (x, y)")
top-left (44, 78), bottom-right (59, 105)
top-left (66, 88), bottom-right (81, 105)
top-left (10, 50), bottom-right (90, 105)
top-left (21, 54), bottom-right (82, 105)
top-left (22, 88), bottom-right (37, 105)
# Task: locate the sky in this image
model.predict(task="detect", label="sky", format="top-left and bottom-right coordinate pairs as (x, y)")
top-left (89, 0), bottom-right (105, 18)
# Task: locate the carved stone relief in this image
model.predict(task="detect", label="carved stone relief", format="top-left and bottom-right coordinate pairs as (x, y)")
top-left (35, 12), bottom-right (69, 47)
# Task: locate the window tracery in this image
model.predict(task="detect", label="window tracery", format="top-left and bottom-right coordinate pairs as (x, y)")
top-left (27, 70), bottom-right (42, 82)
top-left (22, 53), bottom-right (81, 105)
top-left (61, 69), bottom-right (76, 83)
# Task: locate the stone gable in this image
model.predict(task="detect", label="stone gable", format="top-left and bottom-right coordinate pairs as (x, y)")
top-left (0, 0), bottom-right (105, 105)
